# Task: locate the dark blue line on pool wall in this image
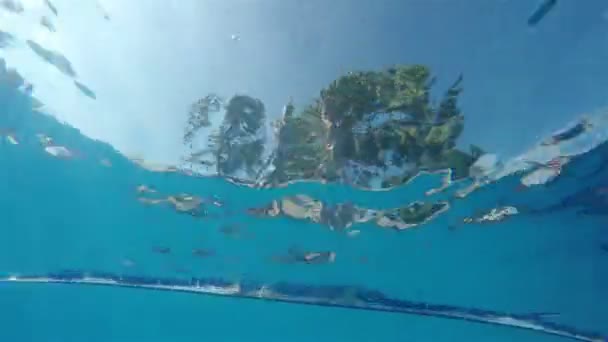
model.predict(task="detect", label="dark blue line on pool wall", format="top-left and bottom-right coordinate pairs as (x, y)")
top-left (0, 270), bottom-right (604, 342)
top-left (528, 0), bottom-right (558, 26)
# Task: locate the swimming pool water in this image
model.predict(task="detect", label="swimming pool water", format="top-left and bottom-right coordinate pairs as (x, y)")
top-left (1, 66), bottom-right (607, 341)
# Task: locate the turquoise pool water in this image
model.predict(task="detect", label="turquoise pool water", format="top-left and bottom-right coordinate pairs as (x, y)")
top-left (1, 69), bottom-right (607, 341)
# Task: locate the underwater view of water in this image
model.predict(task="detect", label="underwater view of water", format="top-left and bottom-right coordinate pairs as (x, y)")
top-left (2, 0), bottom-right (608, 341)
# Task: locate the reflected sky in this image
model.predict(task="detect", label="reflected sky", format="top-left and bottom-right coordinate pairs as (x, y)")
top-left (1, 0), bottom-right (608, 164)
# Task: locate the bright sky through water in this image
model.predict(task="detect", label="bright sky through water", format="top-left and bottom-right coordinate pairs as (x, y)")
top-left (2, 0), bottom-right (608, 164)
